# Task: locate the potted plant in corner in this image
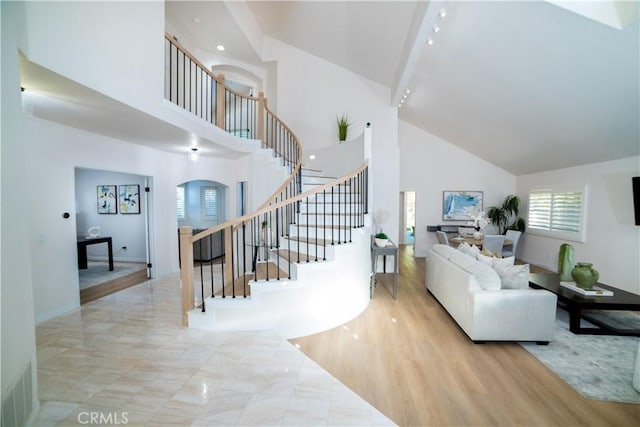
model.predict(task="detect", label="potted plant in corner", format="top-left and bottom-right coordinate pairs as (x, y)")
top-left (374, 232), bottom-right (389, 247)
top-left (337, 114), bottom-right (351, 142)
top-left (487, 194), bottom-right (525, 235)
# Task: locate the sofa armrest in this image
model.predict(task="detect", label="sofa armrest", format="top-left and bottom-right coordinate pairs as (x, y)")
top-left (469, 288), bottom-right (558, 341)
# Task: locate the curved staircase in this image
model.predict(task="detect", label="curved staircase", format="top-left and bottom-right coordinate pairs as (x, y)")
top-left (187, 168), bottom-right (372, 339)
top-left (168, 35), bottom-right (372, 338)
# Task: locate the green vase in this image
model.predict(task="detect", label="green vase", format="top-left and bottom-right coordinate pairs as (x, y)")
top-left (571, 263), bottom-right (599, 290)
top-left (558, 243), bottom-right (574, 282)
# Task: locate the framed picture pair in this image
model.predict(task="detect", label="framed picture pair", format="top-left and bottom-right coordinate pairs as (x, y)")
top-left (97, 184), bottom-right (140, 214)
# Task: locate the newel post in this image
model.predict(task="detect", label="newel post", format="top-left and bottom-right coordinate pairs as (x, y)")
top-left (179, 226), bottom-right (194, 326)
top-left (216, 74), bottom-right (226, 130)
top-left (257, 91), bottom-right (266, 147)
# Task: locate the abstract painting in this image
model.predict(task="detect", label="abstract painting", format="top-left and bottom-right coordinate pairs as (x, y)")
top-left (443, 191), bottom-right (483, 221)
top-left (97, 185), bottom-right (117, 214)
top-left (119, 185), bottom-right (140, 214)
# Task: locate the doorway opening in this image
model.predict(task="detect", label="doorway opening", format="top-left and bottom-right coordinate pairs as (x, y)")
top-left (75, 168), bottom-right (151, 304)
top-left (400, 191), bottom-right (416, 245)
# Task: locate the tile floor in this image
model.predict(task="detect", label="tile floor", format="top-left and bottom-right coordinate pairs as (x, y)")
top-left (34, 275), bottom-right (395, 426)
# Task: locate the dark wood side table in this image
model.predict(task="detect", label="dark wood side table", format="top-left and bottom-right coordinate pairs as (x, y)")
top-left (77, 237), bottom-right (114, 271)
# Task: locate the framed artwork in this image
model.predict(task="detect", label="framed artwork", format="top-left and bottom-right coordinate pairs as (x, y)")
top-left (443, 191), bottom-right (483, 221)
top-left (97, 185), bottom-right (117, 214)
top-left (119, 185), bottom-right (140, 214)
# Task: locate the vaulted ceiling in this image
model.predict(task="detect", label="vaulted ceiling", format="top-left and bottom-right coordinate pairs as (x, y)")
top-left (167, 1), bottom-right (639, 175)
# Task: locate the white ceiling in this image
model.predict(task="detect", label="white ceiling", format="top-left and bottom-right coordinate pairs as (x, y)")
top-left (20, 1), bottom-right (639, 174)
top-left (167, 0), bottom-right (639, 175)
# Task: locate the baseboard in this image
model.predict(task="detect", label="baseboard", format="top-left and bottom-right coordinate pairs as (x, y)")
top-left (35, 303), bottom-right (80, 325)
top-left (1, 361), bottom-right (35, 427)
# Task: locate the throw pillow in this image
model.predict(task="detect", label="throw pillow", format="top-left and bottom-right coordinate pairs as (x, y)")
top-left (481, 247), bottom-right (502, 258)
top-left (476, 253), bottom-right (493, 266)
top-left (491, 256), bottom-right (515, 275)
top-left (497, 263), bottom-right (530, 289)
top-left (458, 242), bottom-right (481, 257)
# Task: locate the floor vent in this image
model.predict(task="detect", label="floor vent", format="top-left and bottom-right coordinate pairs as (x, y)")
top-left (1, 362), bottom-right (33, 427)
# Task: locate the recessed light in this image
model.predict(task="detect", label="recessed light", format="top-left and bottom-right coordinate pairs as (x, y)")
top-left (427, 37), bottom-right (434, 46)
top-left (309, 154), bottom-right (316, 160)
top-left (439, 8), bottom-right (447, 18)
top-left (216, 44), bottom-right (225, 51)
top-left (193, 17), bottom-right (200, 24)
top-left (405, 89), bottom-right (411, 94)
top-left (433, 24), bottom-right (440, 33)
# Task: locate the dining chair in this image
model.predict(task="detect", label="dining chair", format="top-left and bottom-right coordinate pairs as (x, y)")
top-left (482, 235), bottom-right (505, 255)
top-left (502, 230), bottom-right (522, 257)
top-left (436, 231), bottom-right (449, 245)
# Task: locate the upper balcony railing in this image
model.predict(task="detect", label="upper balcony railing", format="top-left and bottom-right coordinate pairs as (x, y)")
top-left (165, 34), bottom-right (260, 141)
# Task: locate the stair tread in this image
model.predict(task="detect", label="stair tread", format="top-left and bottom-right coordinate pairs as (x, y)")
top-left (274, 249), bottom-right (324, 263)
top-left (300, 212), bottom-right (361, 216)
top-left (294, 224), bottom-right (352, 230)
top-left (285, 236), bottom-right (338, 245)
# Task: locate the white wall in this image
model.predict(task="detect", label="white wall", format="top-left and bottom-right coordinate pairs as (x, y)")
top-left (1, 0), bottom-right (39, 422)
top-left (262, 36), bottom-right (400, 243)
top-left (24, 117), bottom-right (248, 323)
top-left (517, 156), bottom-right (640, 294)
top-left (75, 169), bottom-right (147, 263)
top-left (398, 120), bottom-right (517, 257)
top-left (22, 0), bottom-right (259, 157)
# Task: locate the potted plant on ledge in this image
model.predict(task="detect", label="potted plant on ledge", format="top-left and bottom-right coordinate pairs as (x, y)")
top-left (337, 114), bottom-right (351, 142)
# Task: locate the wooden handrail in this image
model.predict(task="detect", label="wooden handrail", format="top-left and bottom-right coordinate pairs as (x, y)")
top-left (165, 33), bottom-right (224, 85)
top-left (192, 161), bottom-right (369, 243)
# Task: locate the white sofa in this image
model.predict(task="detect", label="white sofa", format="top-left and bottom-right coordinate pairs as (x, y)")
top-left (426, 244), bottom-right (557, 343)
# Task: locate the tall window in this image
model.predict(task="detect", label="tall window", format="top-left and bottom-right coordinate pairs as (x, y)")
top-left (201, 186), bottom-right (218, 219)
top-left (527, 185), bottom-right (587, 242)
top-left (176, 186), bottom-right (185, 219)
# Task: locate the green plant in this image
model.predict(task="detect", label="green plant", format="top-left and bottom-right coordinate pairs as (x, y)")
top-left (375, 232), bottom-right (388, 239)
top-left (487, 194), bottom-right (525, 234)
top-left (337, 114), bottom-right (351, 141)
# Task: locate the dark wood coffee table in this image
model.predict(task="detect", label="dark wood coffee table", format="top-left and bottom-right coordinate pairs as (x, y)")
top-left (529, 273), bottom-right (640, 337)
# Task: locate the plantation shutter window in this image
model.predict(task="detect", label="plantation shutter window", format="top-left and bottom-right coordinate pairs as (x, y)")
top-left (202, 186), bottom-right (218, 219)
top-left (176, 186), bottom-right (185, 219)
top-left (527, 186), bottom-right (587, 242)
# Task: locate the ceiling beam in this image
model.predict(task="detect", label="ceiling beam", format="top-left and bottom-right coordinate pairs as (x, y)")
top-left (390, 0), bottom-right (448, 107)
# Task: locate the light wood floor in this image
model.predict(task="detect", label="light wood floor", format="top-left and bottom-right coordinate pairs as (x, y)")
top-left (291, 245), bottom-right (640, 427)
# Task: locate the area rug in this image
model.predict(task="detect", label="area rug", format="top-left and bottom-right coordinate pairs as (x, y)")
top-left (520, 309), bottom-right (640, 404)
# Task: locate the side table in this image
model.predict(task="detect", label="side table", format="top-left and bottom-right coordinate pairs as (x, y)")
top-left (370, 237), bottom-right (398, 299)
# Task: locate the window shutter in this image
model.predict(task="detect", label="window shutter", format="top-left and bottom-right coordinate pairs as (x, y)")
top-left (176, 186), bottom-right (185, 219)
top-left (528, 191), bottom-right (552, 231)
top-left (551, 191), bottom-right (582, 233)
top-left (527, 186), bottom-right (586, 242)
top-left (202, 187), bottom-right (217, 218)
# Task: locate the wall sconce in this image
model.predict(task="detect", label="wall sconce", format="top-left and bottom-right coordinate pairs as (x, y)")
top-left (190, 147), bottom-right (199, 162)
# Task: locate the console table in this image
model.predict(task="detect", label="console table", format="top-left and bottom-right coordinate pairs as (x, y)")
top-left (371, 237), bottom-right (398, 299)
top-left (77, 237), bottom-right (114, 271)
